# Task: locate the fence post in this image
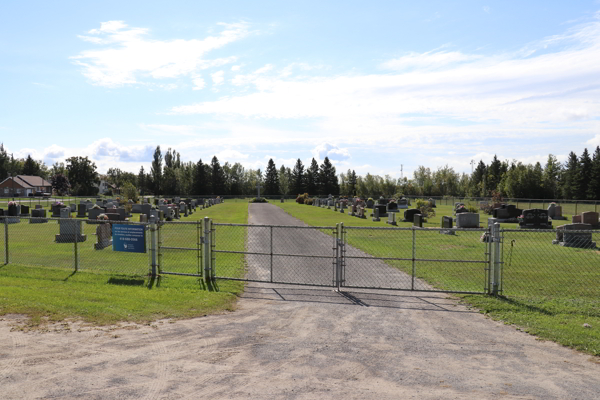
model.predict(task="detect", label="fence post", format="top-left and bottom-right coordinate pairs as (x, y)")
top-left (270, 226), bottom-right (273, 283)
top-left (197, 221), bottom-right (202, 276)
top-left (490, 222), bottom-right (501, 295)
top-left (411, 227), bottom-right (416, 290)
top-left (3, 218), bottom-right (8, 265)
top-left (73, 221), bottom-right (79, 272)
top-left (203, 217), bottom-right (212, 284)
top-left (575, 202), bottom-right (578, 216)
top-left (149, 222), bottom-right (158, 277)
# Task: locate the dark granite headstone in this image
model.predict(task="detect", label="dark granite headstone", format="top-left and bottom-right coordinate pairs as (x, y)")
top-left (403, 208), bottom-right (420, 222)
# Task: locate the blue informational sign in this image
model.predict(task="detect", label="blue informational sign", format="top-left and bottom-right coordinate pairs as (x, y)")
top-left (112, 224), bottom-right (146, 253)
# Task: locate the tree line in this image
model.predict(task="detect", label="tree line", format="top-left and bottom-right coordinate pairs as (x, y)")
top-left (3, 142), bottom-right (600, 200)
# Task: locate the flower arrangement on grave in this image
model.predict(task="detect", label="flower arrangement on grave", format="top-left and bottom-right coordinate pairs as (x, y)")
top-left (92, 204), bottom-right (102, 209)
top-left (517, 214), bottom-right (525, 223)
top-left (8, 201), bottom-right (19, 206)
top-left (53, 201), bottom-right (64, 206)
top-left (367, 197), bottom-right (373, 202)
top-left (86, 198), bottom-right (91, 202)
top-left (97, 213), bottom-right (109, 221)
top-left (180, 201), bottom-right (186, 205)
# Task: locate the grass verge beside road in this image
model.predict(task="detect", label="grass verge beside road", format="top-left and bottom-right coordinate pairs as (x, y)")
top-left (273, 200), bottom-right (599, 356)
top-left (0, 200), bottom-right (249, 327)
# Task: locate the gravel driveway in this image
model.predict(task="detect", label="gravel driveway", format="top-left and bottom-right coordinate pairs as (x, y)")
top-left (0, 203), bottom-right (598, 399)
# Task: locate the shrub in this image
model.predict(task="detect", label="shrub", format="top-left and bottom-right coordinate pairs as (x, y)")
top-left (296, 194), bottom-right (305, 204)
top-left (468, 205), bottom-right (478, 213)
top-left (415, 199), bottom-right (435, 219)
top-left (304, 198), bottom-right (313, 205)
top-left (249, 197), bottom-right (267, 203)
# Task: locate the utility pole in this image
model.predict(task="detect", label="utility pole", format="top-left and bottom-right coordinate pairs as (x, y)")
top-left (400, 164), bottom-right (403, 180)
top-left (470, 160), bottom-right (475, 174)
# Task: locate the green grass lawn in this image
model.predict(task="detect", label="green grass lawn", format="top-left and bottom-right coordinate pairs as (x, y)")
top-left (273, 199), bottom-right (600, 356)
top-left (0, 199), bottom-right (250, 327)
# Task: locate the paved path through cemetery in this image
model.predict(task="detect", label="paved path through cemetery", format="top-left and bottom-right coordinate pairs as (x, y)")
top-left (246, 203), bottom-right (426, 289)
top-left (0, 203), bottom-right (599, 399)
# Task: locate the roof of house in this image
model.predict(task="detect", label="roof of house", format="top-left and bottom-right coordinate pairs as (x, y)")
top-left (0, 175), bottom-right (52, 189)
top-left (16, 175), bottom-right (52, 188)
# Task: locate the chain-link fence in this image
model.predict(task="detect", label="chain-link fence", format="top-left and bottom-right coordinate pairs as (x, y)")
top-left (1, 216), bottom-right (598, 300)
top-left (500, 229), bottom-right (600, 300)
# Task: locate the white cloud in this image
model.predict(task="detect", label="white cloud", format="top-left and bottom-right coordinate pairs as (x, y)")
top-left (312, 143), bottom-right (351, 162)
top-left (192, 75), bottom-right (206, 90)
top-left (483, 6), bottom-right (491, 14)
top-left (169, 14), bottom-right (600, 151)
top-left (380, 50), bottom-right (482, 71)
top-left (231, 65), bottom-right (241, 71)
top-left (211, 70), bottom-right (224, 85)
top-left (72, 21), bottom-right (248, 88)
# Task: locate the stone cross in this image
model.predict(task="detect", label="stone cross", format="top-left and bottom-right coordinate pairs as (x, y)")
top-left (256, 183), bottom-right (263, 199)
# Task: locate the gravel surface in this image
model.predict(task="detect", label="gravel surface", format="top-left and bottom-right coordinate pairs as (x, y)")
top-left (0, 203), bottom-right (598, 399)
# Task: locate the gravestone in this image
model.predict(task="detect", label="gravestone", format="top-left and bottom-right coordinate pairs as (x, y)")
top-left (440, 216), bottom-right (455, 235)
top-left (51, 204), bottom-right (64, 218)
top-left (373, 208), bottom-right (380, 221)
top-left (347, 204), bottom-right (356, 216)
top-left (77, 204), bottom-right (87, 218)
top-left (377, 197), bottom-right (389, 205)
top-left (403, 208), bottom-right (420, 222)
top-left (456, 213), bottom-right (480, 228)
top-left (581, 211), bottom-right (599, 227)
top-left (572, 215), bottom-right (582, 223)
top-left (20, 205), bottom-right (30, 217)
top-left (375, 204), bottom-right (387, 218)
top-left (70, 203), bottom-right (76, 212)
top-left (357, 207), bottom-right (366, 219)
top-left (96, 199), bottom-right (104, 206)
top-left (551, 205), bottom-right (566, 220)
top-left (139, 214), bottom-right (148, 223)
top-left (116, 207), bottom-right (127, 221)
top-left (428, 198), bottom-right (436, 208)
top-left (553, 223), bottom-right (595, 248)
top-left (131, 204), bottom-right (143, 213)
top-left (87, 208), bottom-right (104, 222)
top-left (60, 207), bottom-right (71, 219)
top-left (30, 208), bottom-right (48, 223)
top-left (413, 214), bottom-right (423, 228)
top-left (340, 202), bottom-right (345, 213)
top-left (56, 219), bottom-right (87, 243)
top-left (387, 201), bottom-right (399, 214)
top-left (281, 198), bottom-right (284, 203)
top-left (94, 223), bottom-right (112, 250)
top-left (366, 199), bottom-right (374, 209)
top-left (397, 198), bottom-right (408, 209)
top-left (386, 212), bottom-right (397, 226)
top-left (35, 204), bottom-right (43, 209)
top-left (519, 209), bottom-right (552, 229)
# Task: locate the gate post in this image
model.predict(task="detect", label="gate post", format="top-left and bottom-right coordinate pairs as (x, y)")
top-left (489, 222), bottom-right (502, 295)
top-left (4, 217), bottom-right (8, 265)
top-left (150, 222), bottom-right (158, 277)
top-left (202, 217), bottom-right (212, 284)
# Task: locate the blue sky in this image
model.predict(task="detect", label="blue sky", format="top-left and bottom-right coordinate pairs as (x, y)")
top-left (2, 1), bottom-right (600, 178)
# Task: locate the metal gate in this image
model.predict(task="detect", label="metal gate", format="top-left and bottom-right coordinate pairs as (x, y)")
top-left (208, 220), bottom-right (499, 294)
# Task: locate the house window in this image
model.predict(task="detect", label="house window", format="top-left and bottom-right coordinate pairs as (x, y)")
top-left (3, 188), bottom-right (8, 194)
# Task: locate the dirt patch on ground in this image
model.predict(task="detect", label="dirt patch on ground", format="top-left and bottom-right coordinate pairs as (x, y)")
top-left (0, 203), bottom-right (599, 399)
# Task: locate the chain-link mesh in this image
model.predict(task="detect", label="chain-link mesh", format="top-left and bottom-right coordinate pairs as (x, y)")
top-left (214, 224), bottom-right (336, 286)
top-left (159, 221), bottom-right (202, 276)
top-left (343, 227), bottom-right (488, 293)
top-left (500, 229), bottom-right (600, 300)
top-left (78, 220), bottom-right (150, 276)
top-left (1, 217), bottom-right (150, 275)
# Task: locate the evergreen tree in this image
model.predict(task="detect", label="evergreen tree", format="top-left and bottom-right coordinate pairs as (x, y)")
top-left (305, 158), bottom-right (319, 195)
top-left (349, 170), bottom-right (357, 196)
top-left (278, 165), bottom-right (290, 195)
top-left (543, 154), bottom-right (561, 199)
top-left (22, 155), bottom-right (42, 176)
top-left (210, 156), bottom-right (226, 195)
top-left (138, 166), bottom-right (146, 195)
top-left (291, 159), bottom-right (305, 195)
top-left (318, 157), bottom-right (339, 195)
top-left (587, 146), bottom-right (600, 200)
top-left (487, 155), bottom-right (502, 193)
top-left (0, 144), bottom-right (9, 181)
top-left (576, 148), bottom-right (593, 200)
top-left (151, 146), bottom-right (162, 195)
top-left (561, 151), bottom-right (578, 200)
top-left (264, 158), bottom-right (280, 195)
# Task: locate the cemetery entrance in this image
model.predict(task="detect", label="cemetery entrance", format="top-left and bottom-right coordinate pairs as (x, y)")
top-left (211, 223), bottom-right (492, 294)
